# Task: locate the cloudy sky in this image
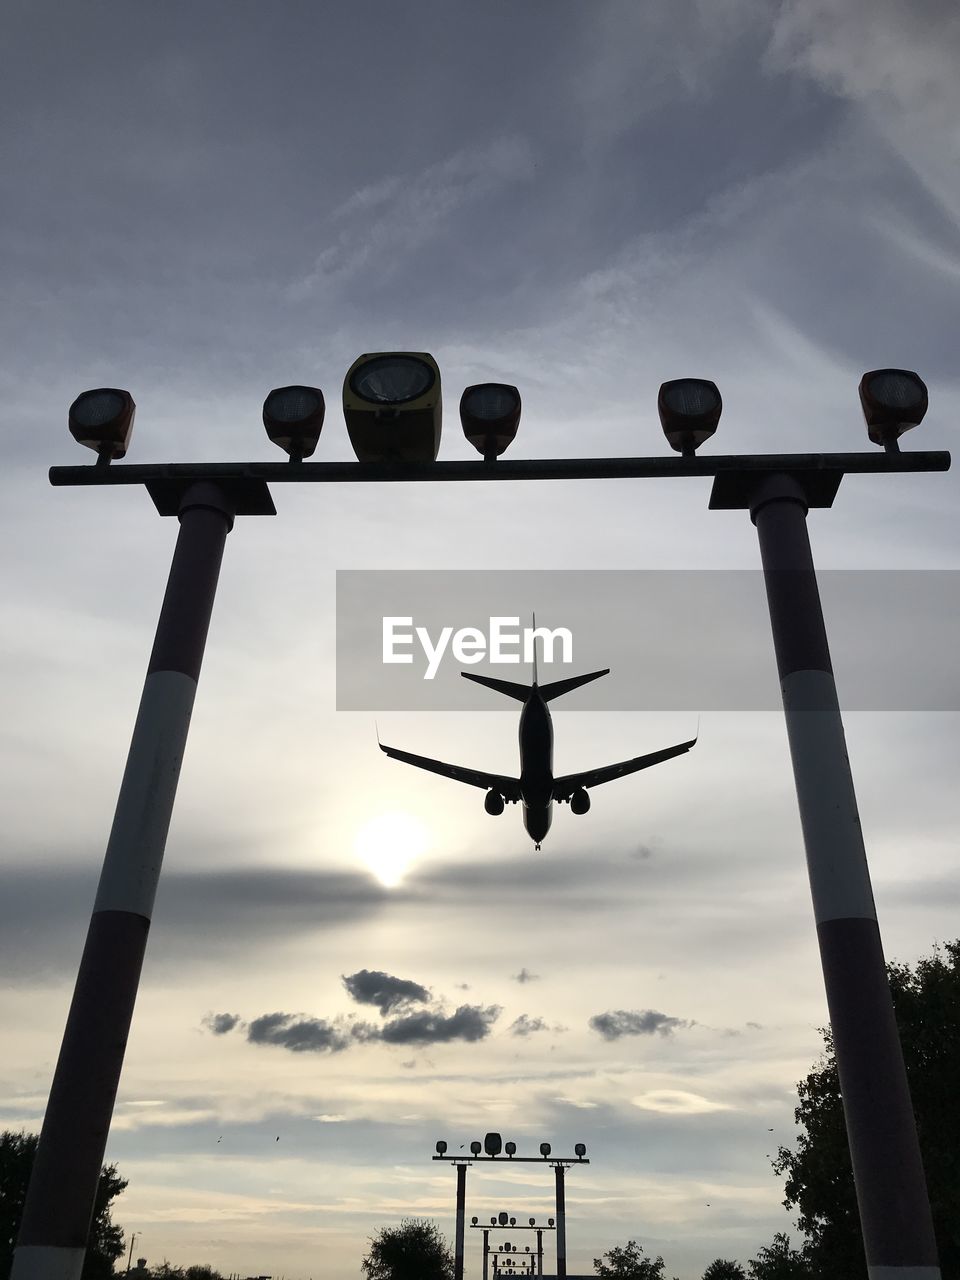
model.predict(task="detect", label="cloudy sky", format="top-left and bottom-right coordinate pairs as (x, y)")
top-left (2, 3), bottom-right (959, 1277)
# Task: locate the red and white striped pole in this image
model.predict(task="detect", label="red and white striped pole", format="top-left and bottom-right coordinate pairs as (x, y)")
top-left (751, 473), bottom-right (940, 1280)
top-left (12, 482), bottom-right (235, 1280)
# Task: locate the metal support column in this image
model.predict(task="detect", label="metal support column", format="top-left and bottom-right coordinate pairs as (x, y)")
top-left (751, 473), bottom-right (940, 1280)
top-left (454, 1162), bottom-right (467, 1280)
top-left (554, 1164), bottom-right (567, 1280)
top-left (12, 483), bottom-right (235, 1280)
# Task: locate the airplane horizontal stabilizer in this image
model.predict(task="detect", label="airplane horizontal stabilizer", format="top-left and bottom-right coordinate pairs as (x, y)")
top-left (461, 671), bottom-right (532, 701)
top-left (379, 740), bottom-right (522, 800)
top-left (538, 668), bottom-right (610, 702)
top-left (553, 735), bottom-right (696, 800)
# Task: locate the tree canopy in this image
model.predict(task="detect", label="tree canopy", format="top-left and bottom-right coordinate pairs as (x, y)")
top-left (593, 1238), bottom-right (678, 1278)
top-left (0, 1130), bottom-right (127, 1280)
top-left (361, 1217), bottom-right (454, 1280)
top-left (703, 1261), bottom-right (747, 1279)
top-left (745, 1234), bottom-right (810, 1279)
top-left (773, 940), bottom-right (960, 1278)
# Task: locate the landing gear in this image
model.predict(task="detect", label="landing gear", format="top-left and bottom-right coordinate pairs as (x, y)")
top-left (535, 841), bottom-right (541, 851)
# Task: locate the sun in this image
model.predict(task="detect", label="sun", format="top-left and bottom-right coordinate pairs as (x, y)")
top-left (354, 810), bottom-right (429, 887)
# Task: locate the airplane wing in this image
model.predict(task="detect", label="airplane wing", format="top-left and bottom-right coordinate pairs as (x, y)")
top-left (553, 736), bottom-right (696, 801)
top-left (378, 741), bottom-right (522, 802)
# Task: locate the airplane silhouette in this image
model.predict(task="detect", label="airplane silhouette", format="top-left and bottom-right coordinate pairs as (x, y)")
top-left (378, 644), bottom-right (696, 849)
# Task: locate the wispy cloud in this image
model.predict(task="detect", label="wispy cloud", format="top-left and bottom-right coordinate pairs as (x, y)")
top-left (287, 136), bottom-right (535, 298)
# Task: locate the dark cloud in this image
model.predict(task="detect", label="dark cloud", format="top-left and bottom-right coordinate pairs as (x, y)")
top-left (513, 967), bottom-right (539, 984)
top-left (203, 1011), bottom-right (241, 1035)
top-left (380, 1004), bottom-right (501, 1045)
top-left (589, 1009), bottom-right (690, 1040)
top-left (246, 1012), bottom-right (352, 1054)
top-left (342, 968), bottom-right (430, 1014)
top-left (237, 1003), bottom-right (499, 1053)
top-left (509, 1014), bottom-right (546, 1037)
top-left (0, 861), bottom-right (393, 982)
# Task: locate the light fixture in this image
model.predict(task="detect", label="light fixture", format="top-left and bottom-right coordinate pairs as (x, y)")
top-left (485, 1132), bottom-right (503, 1156)
top-left (859, 368), bottom-right (927, 450)
top-left (343, 352), bottom-right (441, 462)
top-left (460, 383), bottom-right (521, 459)
top-left (499, 1212), bottom-right (509, 1226)
top-left (470, 1140), bottom-right (482, 1155)
top-left (539, 1142), bottom-right (551, 1157)
top-left (574, 1142), bottom-right (586, 1157)
top-left (505, 1141), bottom-right (516, 1156)
top-left (262, 385), bottom-right (324, 459)
top-left (436, 1140), bottom-right (447, 1155)
top-left (472, 1216), bottom-right (479, 1225)
top-left (68, 388), bottom-right (135, 461)
top-left (658, 378), bottom-right (722, 456)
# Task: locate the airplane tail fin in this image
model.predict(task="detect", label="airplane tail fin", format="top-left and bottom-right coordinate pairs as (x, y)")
top-left (461, 671), bottom-right (532, 701)
top-left (462, 612), bottom-right (608, 703)
top-left (538, 668), bottom-right (609, 702)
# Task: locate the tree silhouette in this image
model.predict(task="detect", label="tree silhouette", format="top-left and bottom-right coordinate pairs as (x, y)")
top-left (746, 1234), bottom-right (810, 1279)
top-left (703, 1260), bottom-right (746, 1279)
top-left (361, 1218), bottom-right (454, 1280)
top-left (0, 1130), bottom-right (127, 1280)
top-left (593, 1239), bottom-right (677, 1278)
top-left (773, 940), bottom-right (960, 1277)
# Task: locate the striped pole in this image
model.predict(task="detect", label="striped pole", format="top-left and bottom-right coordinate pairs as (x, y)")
top-left (12, 482), bottom-right (235, 1280)
top-left (554, 1165), bottom-right (566, 1280)
top-left (454, 1162), bottom-right (467, 1280)
top-left (751, 473), bottom-right (940, 1280)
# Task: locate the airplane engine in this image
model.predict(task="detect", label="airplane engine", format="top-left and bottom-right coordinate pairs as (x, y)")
top-left (570, 788), bottom-right (590, 815)
top-left (484, 790), bottom-right (505, 815)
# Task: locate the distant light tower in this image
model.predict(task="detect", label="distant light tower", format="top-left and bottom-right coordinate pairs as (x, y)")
top-left (437, 1136), bottom-right (586, 1280)
top-left (473, 1215), bottom-right (554, 1278)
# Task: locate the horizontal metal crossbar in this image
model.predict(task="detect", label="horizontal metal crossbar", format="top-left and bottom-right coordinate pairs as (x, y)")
top-left (49, 450), bottom-right (950, 485)
top-left (433, 1155), bottom-right (589, 1164)
top-left (48, 451), bottom-right (951, 516)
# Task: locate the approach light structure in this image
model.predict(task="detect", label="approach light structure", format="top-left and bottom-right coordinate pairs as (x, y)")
top-left (68, 388), bottom-right (136, 460)
top-left (343, 351), bottom-right (441, 462)
top-left (35, 369), bottom-right (949, 1280)
top-left (658, 378), bottom-right (722, 456)
top-left (263, 384), bottom-right (325, 459)
top-left (859, 368), bottom-right (928, 449)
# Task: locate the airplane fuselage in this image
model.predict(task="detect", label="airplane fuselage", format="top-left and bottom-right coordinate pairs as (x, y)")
top-left (518, 691), bottom-right (554, 845)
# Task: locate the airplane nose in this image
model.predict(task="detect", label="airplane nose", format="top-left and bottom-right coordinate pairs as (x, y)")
top-left (525, 809), bottom-right (551, 844)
